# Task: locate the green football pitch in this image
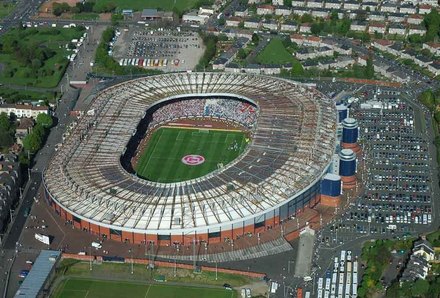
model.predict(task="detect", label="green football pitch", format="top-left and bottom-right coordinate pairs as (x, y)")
top-left (135, 127), bottom-right (248, 183)
top-left (53, 278), bottom-right (237, 298)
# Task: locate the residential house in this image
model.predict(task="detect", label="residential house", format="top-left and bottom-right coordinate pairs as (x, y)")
top-left (350, 21), bottom-right (367, 32)
top-left (368, 12), bottom-right (386, 21)
top-left (369, 22), bottom-right (386, 34)
top-left (414, 55), bottom-right (433, 67)
top-left (413, 240), bottom-right (435, 262)
top-left (343, 0), bottom-right (360, 10)
top-left (381, 3), bottom-right (398, 13)
top-left (306, 0), bottom-right (323, 8)
top-left (428, 61), bottom-right (440, 76)
top-left (182, 10), bottom-right (209, 24)
top-left (325, 0), bottom-right (342, 9)
top-left (257, 5), bottom-right (275, 15)
top-left (248, 0), bottom-right (262, 4)
top-left (408, 24), bottom-right (426, 35)
top-left (302, 59), bottom-right (319, 69)
top-left (311, 8), bottom-right (329, 18)
top-left (401, 48), bottom-right (417, 60)
top-left (234, 7), bottom-right (249, 17)
top-left (291, 0), bottom-right (305, 7)
top-left (15, 118), bottom-right (34, 145)
top-left (362, 2), bottom-right (378, 11)
top-left (418, 4), bottom-right (432, 14)
top-left (199, 6), bottom-right (215, 15)
top-left (373, 39), bottom-right (394, 51)
top-left (407, 14), bottom-right (424, 24)
top-left (272, 0), bottom-right (284, 5)
top-left (292, 7), bottom-right (309, 16)
top-left (244, 18), bottom-right (261, 29)
top-left (334, 44), bottom-right (352, 55)
top-left (399, 4), bottom-right (417, 14)
top-left (423, 42), bottom-right (440, 56)
top-left (275, 6), bottom-right (292, 16)
top-left (0, 154), bottom-right (20, 233)
top-left (0, 104), bottom-right (49, 118)
top-left (387, 42), bottom-right (405, 57)
top-left (299, 23), bottom-right (312, 33)
top-left (262, 20), bottom-right (279, 30)
top-left (401, 255), bottom-right (431, 282)
top-left (387, 12), bottom-right (406, 23)
top-left (226, 17), bottom-right (242, 27)
top-left (281, 21), bottom-right (298, 32)
top-left (388, 23), bottom-right (406, 35)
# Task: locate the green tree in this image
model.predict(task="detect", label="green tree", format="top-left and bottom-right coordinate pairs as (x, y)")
top-left (36, 113), bottom-right (53, 128)
top-left (0, 130), bottom-right (13, 148)
top-left (0, 112), bottom-right (10, 131)
top-left (251, 33), bottom-right (260, 44)
top-left (237, 48), bottom-right (247, 59)
top-left (424, 10), bottom-right (440, 42)
top-left (218, 17), bottom-right (226, 26)
top-left (411, 279), bottom-right (430, 297)
top-left (23, 131), bottom-right (42, 153)
top-left (301, 14), bottom-right (313, 23)
top-left (366, 55), bottom-right (374, 79)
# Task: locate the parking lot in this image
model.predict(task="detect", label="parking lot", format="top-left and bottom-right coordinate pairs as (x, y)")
top-left (112, 26), bottom-right (204, 72)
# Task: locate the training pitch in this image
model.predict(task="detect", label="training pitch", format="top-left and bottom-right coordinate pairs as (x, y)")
top-left (135, 127), bottom-right (248, 183)
top-left (53, 278), bottom-right (237, 298)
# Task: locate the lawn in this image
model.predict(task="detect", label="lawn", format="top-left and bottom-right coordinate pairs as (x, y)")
top-left (53, 278), bottom-right (237, 298)
top-left (256, 38), bottom-right (298, 65)
top-left (94, 0), bottom-right (200, 12)
top-left (135, 127), bottom-right (248, 183)
top-left (0, 1), bottom-right (15, 20)
top-left (0, 27), bottom-right (85, 88)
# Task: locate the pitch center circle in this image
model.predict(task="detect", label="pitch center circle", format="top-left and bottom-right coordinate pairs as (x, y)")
top-left (182, 154), bottom-right (205, 165)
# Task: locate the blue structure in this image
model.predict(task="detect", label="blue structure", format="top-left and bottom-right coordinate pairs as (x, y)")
top-left (342, 118), bottom-right (358, 144)
top-left (339, 149), bottom-right (356, 177)
top-left (336, 105), bottom-right (348, 123)
top-left (321, 173), bottom-right (342, 197)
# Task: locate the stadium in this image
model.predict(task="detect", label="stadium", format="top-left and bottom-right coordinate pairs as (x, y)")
top-left (42, 72), bottom-right (337, 247)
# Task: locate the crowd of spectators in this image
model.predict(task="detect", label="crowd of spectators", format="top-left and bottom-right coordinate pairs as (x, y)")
top-left (150, 98), bottom-right (258, 128)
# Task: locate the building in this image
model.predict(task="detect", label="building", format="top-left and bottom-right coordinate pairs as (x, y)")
top-left (0, 103), bottom-right (49, 118)
top-left (362, 2), bottom-right (378, 11)
top-left (234, 7), bottom-right (249, 17)
top-left (350, 21), bottom-right (367, 32)
top-left (368, 22), bottom-right (386, 34)
top-left (292, 7), bottom-right (309, 16)
top-left (400, 239), bottom-right (434, 283)
top-left (42, 73), bottom-right (337, 247)
top-left (296, 46), bottom-right (333, 60)
top-left (257, 4), bottom-right (275, 15)
top-left (15, 118), bottom-right (34, 145)
top-left (368, 12), bottom-right (386, 21)
top-left (275, 6), bottom-right (291, 16)
top-left (324, 0), bottom-right (342, 9)
top-left (272, 0), bottom-right (284, 5)
top-left (373, 39), bottom-right (394, 51)
top-left (428, 61), bottom-right (440, 76)
top-left (414, 55), bottom-right (433, 67)
top-left (423, 42), bottom-right (440, 55)
top-left (311, 8), bottom-right (329, 18)
top-left (291, 0), bottom-right (305, 7)
top-left (306, 0), bottom-right (323, 8)
top-left (244, 18), bottom-right (261, 29)
top-left (388, 23), bottom-right (407, 35)
top-left (381, 3), bottom-right (398, 13)
top-left (387, 12), bottom-right (406, 23)
top-left (0, 154), bottom-right (20, 233)
top-left (225, 17), bottom-right (242, 27)
top-left (399, 4), bottom-right (417, 14)
top-left (199, 6), bottom-right (215, 15)
top-left (344, 0), bottom-right (360, 10)
top-left (262, 20), bottom-right (279, 31)
top-left (299, 23), bottom-right (312, 33)
top-left (408, 24), bottom-right (426, 36)
top-left (418, 4), bottom-right (432, 14)
top-left (413, 240), bottom-right (435, 262)
top-left (387, 42), bottom-right (405, 56)
top-left (280, 21), bottom-right (298, 32)
top-left (182, 10), bottom-right (210, 24)
top-left (407, 14), bottom-right (424, 24)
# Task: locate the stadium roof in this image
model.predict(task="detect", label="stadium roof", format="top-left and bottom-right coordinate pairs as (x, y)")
top-left (44, 73), bottom-right (336, 234)
top-left (15, 250), bottom-right (61, 298)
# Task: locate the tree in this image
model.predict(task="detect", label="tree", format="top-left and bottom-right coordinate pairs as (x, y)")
top-left (0, 112), bottom-right (10, 131)
top-left (365, 55), bottom-right (374, 79)
top-left (301, 14), bottom-right (313, 23)
top-left (23, 131), bottom-right (42, 153)
top-left (411, 279), bottom-right (429, 297)
top-left (218, 17), bottom-right (226, 26)
top-left (237, 48), bottom-right (247, 59)
top-left (424, 10), bottom-right (440, 42)
top-left (311, 22), bottom-right (323, 35)
top-left (36, 113), bottom-right (53, 128)
top-left (251, 33), bottom-right (259, 44)
top-left (0, 131), bottom-right (13, 148)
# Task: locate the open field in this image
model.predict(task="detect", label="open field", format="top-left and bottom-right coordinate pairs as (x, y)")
top-left (135, 127), bottom-right (248, 183)
top-left (94, 0), bottom-right (200, 12)
top-left (0, 1), bottom-right (15, 20)
top-left (0, 27), bottom-right (85, 88)
top-left (256, 38), bottom-right (298, 65)
top-left (53, 278), bottom-right (237, 298)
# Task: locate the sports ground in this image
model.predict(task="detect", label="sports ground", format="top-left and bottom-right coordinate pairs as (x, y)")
top-left (135, 127), bottom-right (248, 183)
top-left (53, 278), bottom-right (237, 298)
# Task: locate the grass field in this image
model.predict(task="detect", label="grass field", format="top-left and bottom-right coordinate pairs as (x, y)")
top-left (94, 0), bottom-right (200, 12)
top-left (53, 278), bottom-right (237, 298)
top-left (135, 127), bottom-right (248, 183)
top-left (256, 38), bottom-right (298, 65)
top-left (0, 27), bottom-right (85, 88)
top-left (0, 2), bottom-right (15, 20)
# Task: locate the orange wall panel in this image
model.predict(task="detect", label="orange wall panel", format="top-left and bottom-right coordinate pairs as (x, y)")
top-left (232, 226), bottom-right (244, 238)
top-left (134, 232), bottom-right (146, 244)
top-left (243, 224), bottom-right (254, 234)
top-left (221, 229), bottom-right (233, 241)
top-left (208, 237), bottom-right (221, 244)
top-left (146, 234), bottom-right (157, 244)
top-left (122, 231), bottom-right (133, 243)
top-left (100, 227), bottom-right (110, 238)
top-left (171, 234), bottom-right (183, 244)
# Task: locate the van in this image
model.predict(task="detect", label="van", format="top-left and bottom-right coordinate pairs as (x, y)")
top-left (92, 242), bottom-right (102, 249)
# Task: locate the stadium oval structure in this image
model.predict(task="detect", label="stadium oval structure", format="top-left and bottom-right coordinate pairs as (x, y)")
top-left (43, 73), bottom-right (337, 245)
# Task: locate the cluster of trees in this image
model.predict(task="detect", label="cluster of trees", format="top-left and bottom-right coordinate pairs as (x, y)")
top-left (196, 34), bottom-right (218, 71)
top-left (0, 113), bottom-right (15, 149)
top-left (22, 113), bottom-right (53, 154)
top-left (308, 14), bottom-right (352, 36)
top-left (386, 279), bottom-right (439, 298)
top-left (52, 1), bottom-right (115, 16)
top-left (424, 10), bottom-right (440, 42)
top-left (418, 89), bottom-right (440, 162)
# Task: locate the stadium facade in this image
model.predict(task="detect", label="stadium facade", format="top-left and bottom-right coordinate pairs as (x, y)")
top-left (43, 73), bottom-right (340, 246)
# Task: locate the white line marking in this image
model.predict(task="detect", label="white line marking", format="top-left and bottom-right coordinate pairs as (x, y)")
top-left (144, 285), bottom-right (151, 298)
